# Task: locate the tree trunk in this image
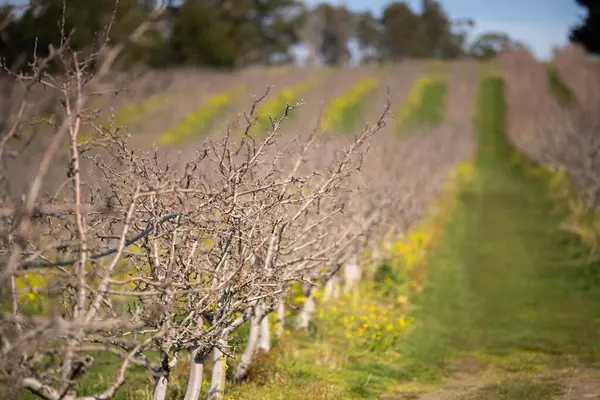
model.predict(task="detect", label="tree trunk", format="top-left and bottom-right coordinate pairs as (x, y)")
top-left (343, 257), bottom-right (361, 294)
top-left (275, 300), bottom-right (285, 339)
top-left (371, 245), bottom-right (381, 262)
top-left (323, 275), bottom-right (340, 301)
top-left (152, 375), bottom-right (169, 400)
top-left (152, 352), bottom-right (171, 400)
top-left (257, 313), bottom-right (271, 352)
top-left (207, 339), bottom-right (227, 400)
top-left (233, 303), bottom-right (266, 381)
top-left (183, 347), bottom-right (208, 400)
top-left (307, 45), bottom-right (319, 68)
top-left (296, 294), bottom-right (315, 330)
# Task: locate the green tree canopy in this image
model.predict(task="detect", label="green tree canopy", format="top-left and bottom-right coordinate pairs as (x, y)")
top-left (570, 0), bottom-right (600, 55)
top-left (163, 0), bottom-right (305, 67)
top-left (355, 11), bottom-right (383, 64)
top-left (0, 0), bottom-right (153, 71)
top-left (469, 31), bottom-right (527, 60)
top-left (0, 0), bottom-right (306, 70)
top-left (316, 4), bottom-right (353, 66)
top-left (381, 1), bottom-right (425, 59)
top-left (0, 0), bottom-right (499, 69)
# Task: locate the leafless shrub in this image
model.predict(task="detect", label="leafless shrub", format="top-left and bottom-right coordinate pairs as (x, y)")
top-left (497, 48), bottom-right (565, 160)
top-left (554, 44), bottom-right (600, 107)
top-left (0, 2), bottom-right (396, 398)
top-left (551, 45), bottom-right (600, 209)
top-left (0, 2), bottom-right (482, 398)
top-left (499, 46), bottom-right (600, 210)
top-left (0, 1), bottom-right (187, 399)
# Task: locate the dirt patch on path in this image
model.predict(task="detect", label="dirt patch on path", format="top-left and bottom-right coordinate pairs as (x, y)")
top-left (382, 364), bottom-right (600, 400)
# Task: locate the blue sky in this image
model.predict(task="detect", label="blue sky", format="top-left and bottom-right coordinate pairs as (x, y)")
top-left (304, 0), bottom-right (585, 60)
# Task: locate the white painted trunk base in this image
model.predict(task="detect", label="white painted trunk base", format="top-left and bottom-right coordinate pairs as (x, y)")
top-left (275, 301), bottom-right (285, 338)
top-left (343, 259), bottom-right (361, 294)
top-left (258, 314), bottom-right (271, 352)
top-left (296, 295), bottom-right (315, 330)
top-left (207, 341), bottom-right (227, 400)
top-left (152, 376), bottom-right (169, 400)
top-left (323, 276), bottom-right (340, 302)
top-left (183, 347), bottom-right (206, 400)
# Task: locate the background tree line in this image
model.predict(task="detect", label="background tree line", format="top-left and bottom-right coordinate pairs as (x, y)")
top-left (0, 0), bottom-right (565, 72)
top-left (570, 0), bottom-right (600, 55)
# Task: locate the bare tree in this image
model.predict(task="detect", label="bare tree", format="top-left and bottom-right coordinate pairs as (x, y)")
top-left (0, 1), bottom-right (178, 399)
top-left (499, 46), bottom-right (600, 210)
top-left (1, 2), bottom-right (478, 399)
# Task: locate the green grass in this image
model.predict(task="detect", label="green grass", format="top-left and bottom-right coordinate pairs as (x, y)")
top-left (320, 76), bottom-right (378, 134)
top-left (224, 331), bottom-right (404, 400)
top-left (424, 61), bottom-right (449, 80)
top-left (409, 82), bottom-right (447, 126)
top-left (19, 348), bottom-right (206, 399)
top-left (339, 97), bottom-right (368, 133)
top-left (18, 279), bottom-right (417, 399)
top-left (158, 91), bottom-right (234, 145)
top-left (249, 77), bottom-right (316, 137)
top-left (547, 65), bottom-right (574, 106)
top-left (396, 79), bottom-right (447, 136)
top-left (20, 352), bottom-right (157, 400)
top-left (398, 76), bottom-right (600, 382)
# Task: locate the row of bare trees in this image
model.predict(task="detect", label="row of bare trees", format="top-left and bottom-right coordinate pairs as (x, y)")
top-left (0, 2), bottom-right (408, 399)
top-left (498, 44), bottom-right (600, 211)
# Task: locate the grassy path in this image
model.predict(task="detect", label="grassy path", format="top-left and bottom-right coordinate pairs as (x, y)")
top-left (395, 77), bottom-right (600, 398)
